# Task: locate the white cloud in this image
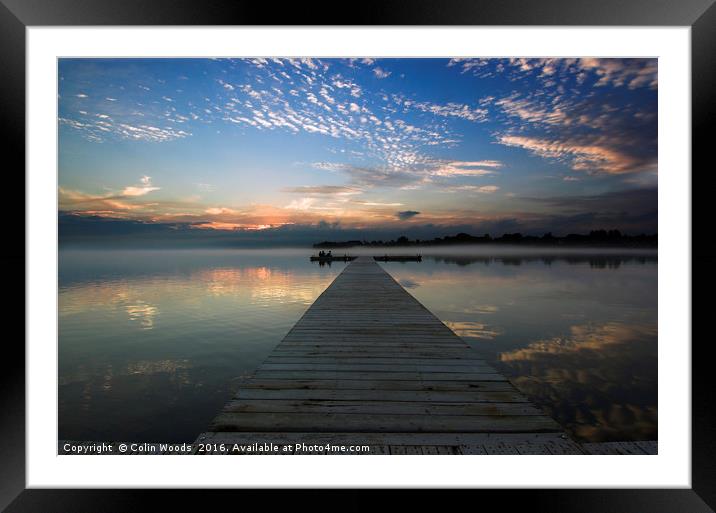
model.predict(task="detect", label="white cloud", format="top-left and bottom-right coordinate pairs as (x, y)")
top-left (413, 101), bottom-right (488, 122)
top-left (286, 197), bottom-right (317, 211)
top-left (431, 160), bottom-right (503, 177)
top-left (122, 186), bottom-right (160, 197)
top-left (60, 116), bottom-right (191, 143)
top-left (373, 67), bottom-right (391, 79)
top-left (218, 79), bottom-right (235, 91)
top-left (282, 185), bottom-right (362, 196)
top-left (495, 95), bottom-right (569, 125)
top-left (120, 176), bottom-right (160, 197)
top-left (452, 160), bottom-right (503, 168)
top-left (205, 207), bottom-right (238, 215)
top-left (441, 185), bottom-right (500, 194)
top-left (352, 200), bottom-right (404, 207)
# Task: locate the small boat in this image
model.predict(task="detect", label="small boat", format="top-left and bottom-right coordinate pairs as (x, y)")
top-left (309, 255), bottom-right (357, 262)
top-left (373, 255), bottom-right (422, 262)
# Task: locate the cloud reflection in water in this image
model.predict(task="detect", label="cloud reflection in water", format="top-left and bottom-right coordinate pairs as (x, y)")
top-left (497, 322), bottom-right (657, 442)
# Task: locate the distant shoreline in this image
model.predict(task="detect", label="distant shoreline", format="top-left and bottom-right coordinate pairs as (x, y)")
top-left (313, 230), bottom-right (657, 249)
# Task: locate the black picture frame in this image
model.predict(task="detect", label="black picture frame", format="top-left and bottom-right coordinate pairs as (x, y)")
top-left (3, 0), bottom-right (713, 511)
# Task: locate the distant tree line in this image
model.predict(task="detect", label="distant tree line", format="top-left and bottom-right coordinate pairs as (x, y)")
top-left (313, 230), bottom-right (657, 248)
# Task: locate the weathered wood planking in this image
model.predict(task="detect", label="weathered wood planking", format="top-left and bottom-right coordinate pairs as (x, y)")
top-left (581, 441), bottom-right (658, 455)
top-left (198, 257), bottom-right (574, 453)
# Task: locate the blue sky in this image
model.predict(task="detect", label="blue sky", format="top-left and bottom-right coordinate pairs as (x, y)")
top-left (58, 58), bottom-right (658, 237)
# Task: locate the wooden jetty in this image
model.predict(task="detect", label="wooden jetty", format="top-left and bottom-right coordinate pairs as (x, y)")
top-left (196, 257), bottom-right (582, 454)
top-left (309, 255), bottom-right (422, 263)
top-left (309, 255), bottom-right (357, 262)
top-left (373, 255), bottom-right (422, 262)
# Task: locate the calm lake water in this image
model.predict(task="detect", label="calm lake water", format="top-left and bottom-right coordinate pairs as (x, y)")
top-left (58, 248), bottom-right (657, 443)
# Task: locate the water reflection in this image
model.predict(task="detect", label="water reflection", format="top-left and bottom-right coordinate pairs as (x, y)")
top-left (125, 301), bottom-right (158, 329)
top-left (126, 359), bottom-right (192, 376)
top-left (59, 249), bottom-right (657, 444)
top-left (498, 322), bottom-right (657, 442)
top-left (196, 266), bottom-right (321, 305)
top-left (431, 254), bottom-right (656, 268)
top-left (444, 321), bottom-right (502, 340)
top-left (59, 249), bottom-right (341, 442)
top-left (385, 253), bottom-right (657, 443)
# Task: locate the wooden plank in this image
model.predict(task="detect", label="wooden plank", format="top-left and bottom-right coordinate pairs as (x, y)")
top-left (259, 363), bottom-right (495, 372)
top-left (286, 330), bottom-right (457, 336)
top-left (581, 441), bottom-right (656, 455)
top-left (221, 399), bottom-right (544, 416)
top-left (233, 379), bottom-right (518, 392)
top-left (458, 445), bottom-right (488, 455)
top-left (543, 439), bottom-right (588, 455)
top-left (281, 335), bottom-right (468, 341)
top-left (613, 442), bottom-right (648, 455)
top-left (483, 443), bottom-right (521, 455)
top-left (513, 442), bottom-right (552, 455)
top-left (269, 345), bottom-right (484, 356)
top-left (233, 388), bottom-right (527, 403)
top-left (390, 446), bottom-right (424, 455)
top-left (434, 446), bottom-right (458, 455)
top-left (633, 441), bottom-right (658, 455)
top-left (253, 370), bottom-right (508, 381)
top-left (196, 431), bottom-right (574, 445)
top-left (266, 356), bottom-right (489, 366)
top-left (278, 342), bottom-right (470, 349)
top-left (210, 412), bottom-right (563, 433)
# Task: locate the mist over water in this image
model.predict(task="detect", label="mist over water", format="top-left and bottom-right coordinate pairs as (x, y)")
top-left (319, 244), bottom-right (657, 258)
top-left (58, 246), bottom-right (657, 443)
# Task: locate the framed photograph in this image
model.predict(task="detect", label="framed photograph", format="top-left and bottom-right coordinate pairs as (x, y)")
top-left (5, 0), bottom-right (714, 510)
